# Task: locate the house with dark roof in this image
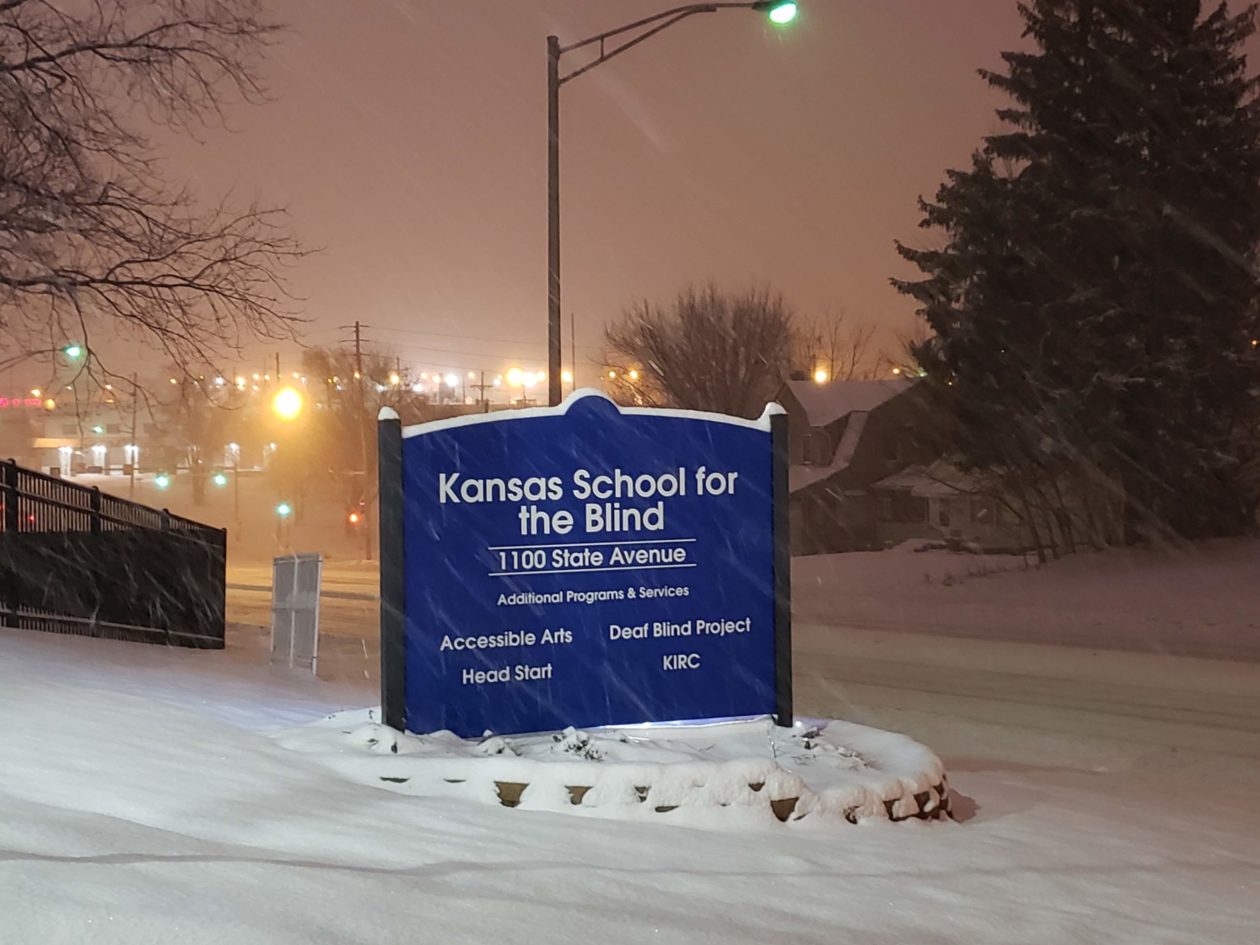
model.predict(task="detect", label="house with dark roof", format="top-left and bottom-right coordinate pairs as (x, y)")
top-left (778, 378), bottom-right (945, 554)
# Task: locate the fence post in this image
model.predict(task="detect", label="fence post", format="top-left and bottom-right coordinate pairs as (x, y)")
top-left (2, 460), bottom-right (18, 532)
top-left (89, 487), bottom-right (102, 534)
top-left (1, 460), bottom-right (15, 628)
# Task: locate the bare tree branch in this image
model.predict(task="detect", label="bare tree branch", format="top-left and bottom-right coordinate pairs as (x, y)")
top-left (0, 0), bottom-right (302, 395)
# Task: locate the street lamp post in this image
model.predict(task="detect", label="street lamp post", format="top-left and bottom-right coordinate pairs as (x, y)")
top-left (545, 1), bottom-right (798, 406)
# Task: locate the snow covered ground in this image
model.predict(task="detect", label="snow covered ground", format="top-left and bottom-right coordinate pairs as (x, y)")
top-left (2, 627), bottom-right (1258, 943)
top-left (794, 539), bottom-right (1260, 660)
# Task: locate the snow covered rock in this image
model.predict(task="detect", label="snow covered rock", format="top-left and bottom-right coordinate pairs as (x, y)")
top-left (275, 713), bottom-right (949, 828)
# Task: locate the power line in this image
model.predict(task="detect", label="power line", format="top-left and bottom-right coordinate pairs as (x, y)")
top-left (320, 323), bottom-right (606, 355)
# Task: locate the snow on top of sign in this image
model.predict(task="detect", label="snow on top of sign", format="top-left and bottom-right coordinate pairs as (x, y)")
top-left (377, 406), bottom-right (400, 421)
top-left (401, 388), bottom-right (781, 438)
top-left (275, 712), bottom-right (945, 826)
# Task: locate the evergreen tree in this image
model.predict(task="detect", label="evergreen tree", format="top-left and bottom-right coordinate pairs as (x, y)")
top-left (895, 0), bottom-right (1260, 540)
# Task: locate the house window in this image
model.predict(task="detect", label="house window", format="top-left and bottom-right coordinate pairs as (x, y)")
top-left (901, 495), bottom-right (928, 523)
top-left (876, 495), bottom-right (893, 520)
top-left (892, 424), bottom-right (915, 464)
top-left (803, 431), bottom-right (831, 466)
top-left (819, 432), bottom-right (835, 464)
top-left (938, 502), bottom-right (951, 528)
top-left (881, 493), bottom-right (928, 523)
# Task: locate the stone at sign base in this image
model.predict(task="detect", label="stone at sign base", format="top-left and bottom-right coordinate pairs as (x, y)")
top-left (276, 714), bottom-right (951, 827)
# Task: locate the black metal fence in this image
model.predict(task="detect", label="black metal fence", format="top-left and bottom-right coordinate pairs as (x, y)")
top-left (0, 460), bottom-right (226, 648)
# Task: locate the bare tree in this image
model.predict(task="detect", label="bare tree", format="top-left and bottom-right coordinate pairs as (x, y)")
top-left (881, 324), bottom-right (932, 378)
top-left (604, 285), bottom-right (793, 419)
top-left (0, 0), bottom-right (302, 388)
top-left (793, 311), bottom-right (877, 381)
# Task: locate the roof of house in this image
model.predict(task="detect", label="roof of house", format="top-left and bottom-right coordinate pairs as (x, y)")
top-left (782, 378), bottom-right (913, 428)
top-left (790, 411), bottom-right (869, 492)
top-left (870, 464), bottom-right (930, 492)
top-left (871, 460), bottom-right (984, 498)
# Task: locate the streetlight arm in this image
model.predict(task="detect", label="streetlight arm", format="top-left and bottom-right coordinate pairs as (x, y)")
top-left (558, 2), bottom-right (760, 85)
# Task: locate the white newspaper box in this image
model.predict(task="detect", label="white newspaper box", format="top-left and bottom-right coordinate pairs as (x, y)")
top-left (271, 553), bottom-right (322, 672)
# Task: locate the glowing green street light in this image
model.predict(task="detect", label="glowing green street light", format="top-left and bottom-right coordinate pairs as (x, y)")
top-left (761, 0), bottom-right (798, 25)
top-left (62, 343), bottom-right (84, 360)
top-left (276, 502), bottom-right (292, 518)
top-left (154, 473), bottom-right (171, 490)
top-left (211, 471), bottom-right (229, 488)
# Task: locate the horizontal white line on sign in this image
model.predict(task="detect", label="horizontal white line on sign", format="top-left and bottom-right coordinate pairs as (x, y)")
top-left (487, 537), bottom-right (697, 551)
top-left (487, 563), bottom-right (698, 578)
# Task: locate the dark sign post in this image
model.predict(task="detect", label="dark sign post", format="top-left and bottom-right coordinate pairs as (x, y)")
top-left (377, 392), bottom-right (791, 737)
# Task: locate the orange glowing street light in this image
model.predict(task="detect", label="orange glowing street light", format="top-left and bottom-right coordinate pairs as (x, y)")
top-left (271, 386), bottom-right (304, 421)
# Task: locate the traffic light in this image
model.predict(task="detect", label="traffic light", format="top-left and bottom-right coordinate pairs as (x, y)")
top-left (276, 502), bottom-right (292, 518)
top-left (154, 472), bottom-right (171, 490)
top-left (62, 343), bottom-right (84, 360)
top-left (211, 470), bottom-right (228, 488)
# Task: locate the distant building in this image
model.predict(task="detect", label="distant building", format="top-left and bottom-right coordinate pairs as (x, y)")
top-left (779, 379), bottom-right (944, 554)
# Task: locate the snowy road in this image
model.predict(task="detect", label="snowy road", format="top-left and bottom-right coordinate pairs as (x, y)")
top-left (794, 624), bottom-right (1260, 778)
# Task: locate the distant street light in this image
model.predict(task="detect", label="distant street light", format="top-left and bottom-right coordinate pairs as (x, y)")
top-left (62, 343), bottom-right (83, 360)
top-left (813, 368), bottom-right (829, 384)
top-left (276, 502), bottom-right (292, 518)
top-left (212, 471), bottom-right (229, 488)
top-left (271, 386), bottom-right (304, 421)
top-left (154, 473), bottom-right (171, 490)
top-left (545, 1), bottom-right (799, 405)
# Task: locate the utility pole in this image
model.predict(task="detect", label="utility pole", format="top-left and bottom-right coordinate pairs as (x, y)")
top-left (547, 33), bottom-right (562, 407)
top-left (570, 311), bottom-right (576, 395)
top-left (275, 351), bottom-right (281, 381)
top-left (353, 321), bottom-right (371, 561)
top-left (471, 370), bottom-right (493, 413)
top-left (543, 3), bottom-right (796, 408)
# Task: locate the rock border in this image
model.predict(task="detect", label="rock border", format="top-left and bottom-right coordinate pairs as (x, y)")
top-left (471, 776), bottom-right (952, 823)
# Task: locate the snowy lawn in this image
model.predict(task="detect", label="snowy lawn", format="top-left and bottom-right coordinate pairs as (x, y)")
top-left (794, 539), bottom-right (1260, 659)
top-left (2, 628), bottom-right (1258, 944)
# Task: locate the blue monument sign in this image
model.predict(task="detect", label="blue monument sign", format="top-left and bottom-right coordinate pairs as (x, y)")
top-left (377, 391), bottom-right (791, 737)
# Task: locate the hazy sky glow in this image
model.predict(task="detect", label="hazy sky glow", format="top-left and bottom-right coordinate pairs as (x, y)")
top-left (160, 1), bottom-right (1241, 379)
